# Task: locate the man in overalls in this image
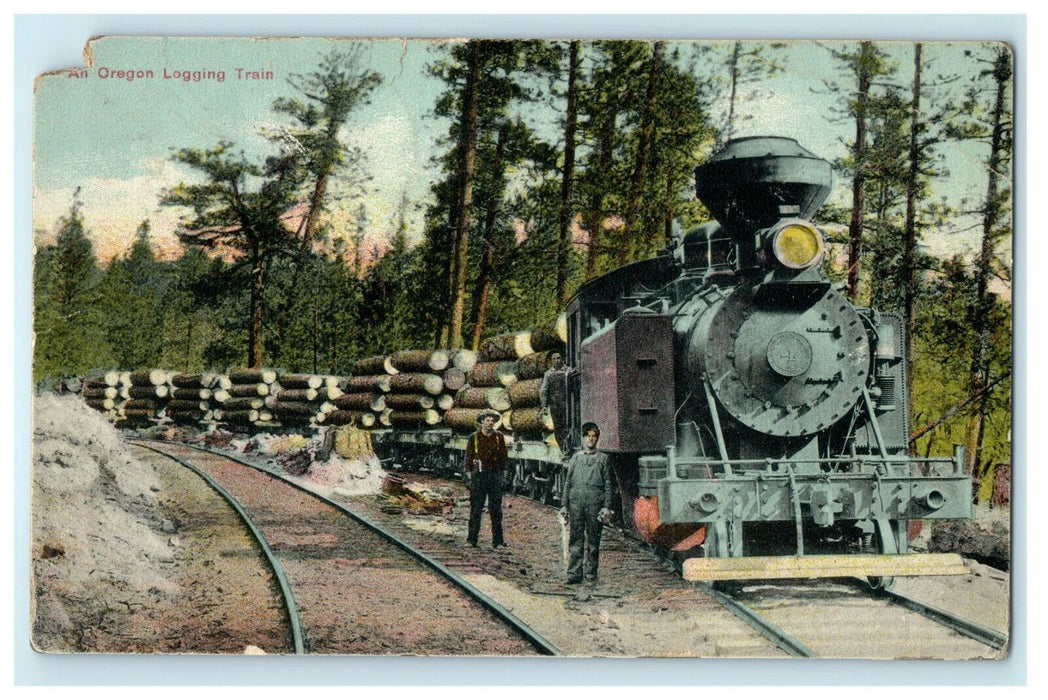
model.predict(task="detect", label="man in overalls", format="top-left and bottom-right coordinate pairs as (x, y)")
top-left (559, 422), bottom-right (614, 583)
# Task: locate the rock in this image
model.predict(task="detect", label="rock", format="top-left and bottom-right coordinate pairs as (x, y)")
top-left (926, 517), bottom-right (1010, 571)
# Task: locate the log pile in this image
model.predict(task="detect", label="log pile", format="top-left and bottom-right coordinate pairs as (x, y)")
top-left (76, 312), bottom-right (570, 440)
top-left (213, 368), bottom-right (280, 429)
top-left (473, 317), bottom-right (567, 438)
top-left (347, 349), bottom-right (453, 429)
top-left (325, 355), bottom-right (391, 428)
top-left (82, 370), bottom-right (130, 422)
top-left (270, 374), bottom-right (344, 428)
top-left (121, 368), bottom-right (172, 427)
top-left (168, 372), bottom-right (216, 425)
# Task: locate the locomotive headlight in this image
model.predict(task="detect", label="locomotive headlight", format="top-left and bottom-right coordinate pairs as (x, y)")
top-left (770, 220), bottom-right (825, 270)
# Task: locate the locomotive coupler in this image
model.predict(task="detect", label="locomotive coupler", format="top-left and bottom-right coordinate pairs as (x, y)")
top-left (810, 483), bottom-right (845, 527)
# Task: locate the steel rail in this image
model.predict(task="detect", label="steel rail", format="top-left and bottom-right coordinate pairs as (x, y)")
top-left (691, 581), bottom-right (818, 657)
top-left (872, 585), bottom-right (1008, 651)
top-left (132, 441), bottom-right (307, 655)
top-left (150, 440), bottom-right (561, 657)
top-left (628, 538), bottom-right (818, 658)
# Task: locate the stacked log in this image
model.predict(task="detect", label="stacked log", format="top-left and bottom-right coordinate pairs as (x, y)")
top-left (120, 368), bottom-right (173, 427)
top-left (75, 313), bottom-right (569, 435)
top-left (82, 370), bottom-right (131, 422)
top-left (468, 315), bottom-right (566, 438)
top-left (327, 356), bottom-right (393, 428)
top-left (515, 350), bottom-right (560, 380)
top-left (384, 349), bottom-right (451, 375)
top-left (383, 352), bottom-right (447, 428)
top-left (529, 314), bottom-right (568, 352)
top-left (270, 374), bottom-right (345, 428)
top-left (215, 368), bottom-right (280, 428)
top-left (443, 408), bottom-right (505, 432)
top-left (168, 372), bottom-right (216, 425)
top-left (467, 361), bottom-right (518, 388)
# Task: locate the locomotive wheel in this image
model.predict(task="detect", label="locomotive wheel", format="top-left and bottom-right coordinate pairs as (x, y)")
top-left (541, 478), bottom-right (555, 505)
top-left (529, 474), bottom-right (543, 501)
top-left (867, 576), bottom-right (896, 592)
top-left (511, 463), bottom-right (526, 495)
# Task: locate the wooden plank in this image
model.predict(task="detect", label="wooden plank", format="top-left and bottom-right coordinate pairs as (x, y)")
top-left (682, 553), bottom-right (970, 581)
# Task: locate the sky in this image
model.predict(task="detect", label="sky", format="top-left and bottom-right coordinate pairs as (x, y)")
top-left (33, 37), bottom-right (450, 260)
top-left (32, 36), bottom-right (1011, 269)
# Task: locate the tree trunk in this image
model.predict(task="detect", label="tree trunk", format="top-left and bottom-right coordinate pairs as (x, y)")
top-left (471, 122), bottom-right (509, 350)
top-left (965, 49), bottom-right (1011, 477)
top-left (507, 406), bottom-right (555, 434)
top-left (454, 386), bottom-right (511, 411)
top-left (442, 367), bottom-right (467, 392)
top-left (726, 41), bottom-right (741, 142)
top-left (557, 40), bottom-right (581, 307)
top-left (345, 374), bottom-right (391, 394)
top-left (448, 40), bottom-right (481, 349)
top-left (353, 355), bottom-right (388, 376)
top-left (621, 41), bottom-right (664, 266)
top-left (467, 361), bottom-right (518, 387)
top-left (248, 253), bottom-right (267, 369)
top-left (480, 331), bottom-right (533, 360)
top-left (335, 393), bottom-right (386, 412)
top-left (443, 408), bottom-right (503, 432)
top-left (228, 368), bottom-right (278, 384)
top-left (904, 43), bottom-right (923, 418)
top-left (847, 41), bottom-right (873, 301)
top-left (585, 106), bottom-right (615, 278)
top-left (388, 349), bottom-right (451, 373)
top-left (389, 372), bottom-right (444, 396)
top-left (508, 378), bottom-right (544, 407)
top-left (300, 171), bottom-right (330, 253)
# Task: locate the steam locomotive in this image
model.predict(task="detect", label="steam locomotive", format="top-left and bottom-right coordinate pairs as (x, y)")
top-left (381, 136), bottom-right (972, 581)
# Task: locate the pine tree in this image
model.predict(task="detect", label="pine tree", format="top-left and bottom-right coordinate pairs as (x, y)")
top-left (270, 47), bottom-right (383, 252)
top-left (952, 46), bottom-right (1014, 480)
top-left (160, 142), bottom-right (300, 368)
top-left (33, 190), bottom-right (111, 377)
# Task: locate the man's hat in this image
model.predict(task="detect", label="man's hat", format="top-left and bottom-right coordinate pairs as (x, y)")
top-left (581, 421), bottom-right (600, 436)
top-left (476, 409), bottom-right (501, 423)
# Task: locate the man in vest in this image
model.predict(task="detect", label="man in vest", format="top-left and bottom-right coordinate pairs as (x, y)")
top-left (464, 409), bottom-right (509, 548)
top-left (539, 352), bottom-right (570, 457)
top-left (559, 422), bottom-right (615, 584)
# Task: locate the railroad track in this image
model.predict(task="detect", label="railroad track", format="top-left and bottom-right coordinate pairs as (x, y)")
top-left (697, 578), bottom-right (1007, 659)
top-left (354, 466), bottom-right (1009, 659)
top-left (132, 438), bottom-right (1006, 659)
top-left (626, 535), bottom-right (1007, 658)
top-left (132, 440), bottom-right (559, 656)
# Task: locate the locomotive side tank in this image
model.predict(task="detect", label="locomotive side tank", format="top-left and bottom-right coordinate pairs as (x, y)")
top-left (567, 137), bottom-right (972, 581)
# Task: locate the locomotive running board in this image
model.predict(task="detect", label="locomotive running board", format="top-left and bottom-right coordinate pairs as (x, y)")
top-left (682, 553), bottom-right (969, 581)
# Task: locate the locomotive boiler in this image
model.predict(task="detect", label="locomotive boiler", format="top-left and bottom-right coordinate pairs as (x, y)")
top-left (565, 136), bottom-right (971, 581)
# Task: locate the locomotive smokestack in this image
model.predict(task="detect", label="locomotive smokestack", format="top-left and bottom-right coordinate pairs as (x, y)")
top-left (695, 137), bottom-right (833, 234)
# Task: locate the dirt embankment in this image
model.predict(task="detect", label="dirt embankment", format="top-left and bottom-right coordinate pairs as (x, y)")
top-left (31, 394), bottom-right (180, 651)
top-left (30, 394), bottom-right (392, 653)
top-left (925, 507), bottom-right (1011, 572)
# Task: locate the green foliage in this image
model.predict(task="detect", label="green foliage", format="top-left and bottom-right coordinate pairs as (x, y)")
top-left (910, 257), bottom-right (1011, 471)
top-left (33, 194), bottom-right (113, 379)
